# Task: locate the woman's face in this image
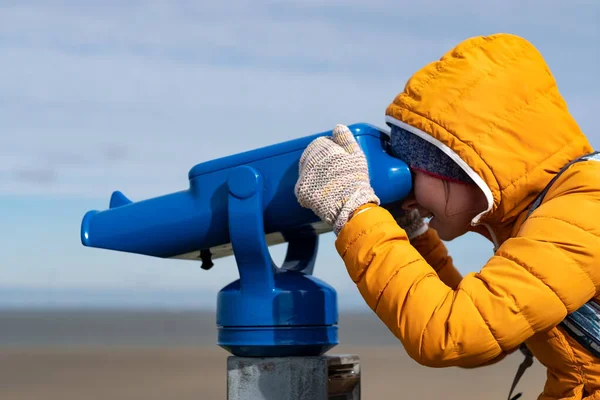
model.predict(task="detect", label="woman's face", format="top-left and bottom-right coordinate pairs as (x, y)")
top-left (401, 171), bottom-right (488, 241)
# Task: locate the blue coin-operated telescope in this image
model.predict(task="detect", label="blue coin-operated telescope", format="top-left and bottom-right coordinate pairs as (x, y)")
top-left (80, 122), bottom-right (412, 360)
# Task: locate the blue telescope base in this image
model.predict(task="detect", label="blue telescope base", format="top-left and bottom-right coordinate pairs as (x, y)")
top-left (218, 326), bottom-right (338, 358)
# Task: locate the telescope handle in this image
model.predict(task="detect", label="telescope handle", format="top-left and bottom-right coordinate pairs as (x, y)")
top-left (228, 165), bottom-right (318, 295)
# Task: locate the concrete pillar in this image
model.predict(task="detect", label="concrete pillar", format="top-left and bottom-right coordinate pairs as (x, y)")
top-left (227, 354), bottom-right (360, 400)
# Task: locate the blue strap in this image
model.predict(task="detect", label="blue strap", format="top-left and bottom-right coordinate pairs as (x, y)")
top-left (526, 151), bottom-right (600, 219)
top-left (561, 301), bottom-right (600, 358)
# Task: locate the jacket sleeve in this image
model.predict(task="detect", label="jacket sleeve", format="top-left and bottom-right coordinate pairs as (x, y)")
top-left (335, 171), bottom-right (600, 368)
top-left (410, 229), bottom-right (463, 290)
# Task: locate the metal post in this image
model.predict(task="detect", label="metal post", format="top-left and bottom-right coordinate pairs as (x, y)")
top-left (227, 354), bottom-right (360, 400)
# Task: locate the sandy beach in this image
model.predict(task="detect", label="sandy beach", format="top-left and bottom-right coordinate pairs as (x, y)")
top-left (0, 344), bottom-right (547, 399)
top-left (0, 310), bottom-right (549, 399)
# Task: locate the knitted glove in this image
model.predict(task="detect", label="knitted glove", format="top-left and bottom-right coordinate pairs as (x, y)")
top-left (394, 208), bottom-right (428, 240)
top-left (294, 124), bottom-right (380, 235)
top-left (385, 201), bottom-right (428, 239)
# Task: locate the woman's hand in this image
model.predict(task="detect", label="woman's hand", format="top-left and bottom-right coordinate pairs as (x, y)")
top-left (294, 124), bottom-right (380, 235)
top-left (388, 205), bottom-right (429, 240)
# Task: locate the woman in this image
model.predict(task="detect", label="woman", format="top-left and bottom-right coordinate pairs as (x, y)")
top-left (294, 33), bottom-right (600, 399)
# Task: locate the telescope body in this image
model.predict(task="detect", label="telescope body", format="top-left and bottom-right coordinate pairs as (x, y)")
top-left (81, 123), bottom-right (412, 262)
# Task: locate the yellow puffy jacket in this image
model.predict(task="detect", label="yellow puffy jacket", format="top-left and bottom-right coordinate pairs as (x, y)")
top-left (335, 33), bottom-right (600, 399)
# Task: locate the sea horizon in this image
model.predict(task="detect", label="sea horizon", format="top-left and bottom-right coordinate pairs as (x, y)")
top-left (0, 307), bottom-right (400, 349)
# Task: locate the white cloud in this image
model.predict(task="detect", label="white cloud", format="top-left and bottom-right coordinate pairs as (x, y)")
top-left (0, 1), bottom-right (598, 199)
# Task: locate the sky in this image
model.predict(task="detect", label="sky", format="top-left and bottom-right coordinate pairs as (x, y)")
top-left (0, 0), bottom-right (598, 310)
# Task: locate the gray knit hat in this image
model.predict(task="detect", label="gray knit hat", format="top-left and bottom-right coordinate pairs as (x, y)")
top-left (389, 124), bottom-right (474, 185)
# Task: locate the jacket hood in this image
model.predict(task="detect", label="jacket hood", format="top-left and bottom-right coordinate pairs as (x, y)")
top-left (385, 33), bottom-right (593, 244)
